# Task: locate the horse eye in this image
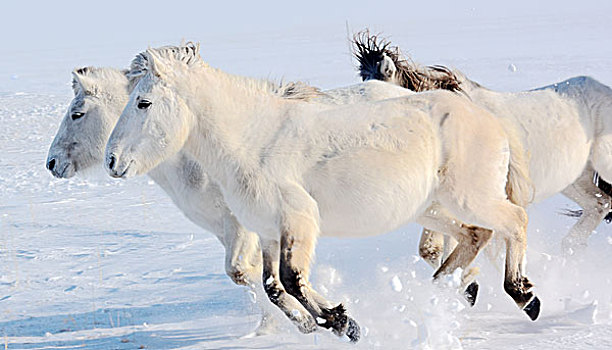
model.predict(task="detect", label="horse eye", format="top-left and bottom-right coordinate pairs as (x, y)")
top-left (71, 112), bottom-right (85, 120)
top-left (138, 100), bottom-right (152, 110)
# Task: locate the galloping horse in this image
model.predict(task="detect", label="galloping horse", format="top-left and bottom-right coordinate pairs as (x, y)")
top-left (353, 31), bottom-right (612, 260)
top-left (105, 43), bottom-right (540, 341)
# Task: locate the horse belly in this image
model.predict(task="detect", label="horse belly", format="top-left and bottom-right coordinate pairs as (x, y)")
top-left (523, 115), bottom-right (591, 202)
top-left (307, 149), bottom-right (438, 238)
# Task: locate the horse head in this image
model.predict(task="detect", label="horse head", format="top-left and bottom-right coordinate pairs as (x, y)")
top-left (353, 30), bottom-right (399, 83)
top-left (352, 29), bottom-right (462, 93)
top-left (106, 43), bottom-right (202, 179)
top-left (46, 67), bottom-right (129, 178)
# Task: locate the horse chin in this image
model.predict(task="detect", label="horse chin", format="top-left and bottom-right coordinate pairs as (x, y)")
top-left (51, 161), bottom-right (77, 179)
top-left (122, 161), bottom-right (140, 178)
top-left (107, 157), bottom-right (138, 179)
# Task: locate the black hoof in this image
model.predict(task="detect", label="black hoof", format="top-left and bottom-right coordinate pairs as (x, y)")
top-left (325, 304), bottom-right (349, 336)
top-left (464, 281), bottom-right (479, 307)
top-left (322, 304), bottom-right (360, 342)
top-left (346, 317), bottom-right (361, 343)
top-left (523, 296), bottom-right (541, 321)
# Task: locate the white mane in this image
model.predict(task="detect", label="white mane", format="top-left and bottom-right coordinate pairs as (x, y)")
top-left (72, 66), bottom-right (128, 97)
top-left (127, 42), bottom-right (322, 101)
top-left (126, 42), bottom-right (202, 90)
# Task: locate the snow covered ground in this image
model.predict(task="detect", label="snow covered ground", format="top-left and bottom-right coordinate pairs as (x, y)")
top-left (1, 1), bottom-right (611, 349)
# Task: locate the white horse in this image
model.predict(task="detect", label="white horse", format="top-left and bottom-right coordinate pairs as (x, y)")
top-left (104, 43), bottom-right (540, 341)
top-left (44, 62), bottom-right (481, 337)
top-left (353, 32), bottom-right (612, 258)
top-left (45, 66), bottom-right (277, 334)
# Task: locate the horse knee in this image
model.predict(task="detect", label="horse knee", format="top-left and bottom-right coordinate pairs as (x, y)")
top-left (419, 240), bottom-right (443, 265)
top-left (225, 264), bottom-right (250, 286)
top-left (418, 229), bottom-right (444, 267)
top-left (593, 195), bottom-right (612, 215)
top-left (225, 257), bottom-right (260, 286)
top-left (496, 204), bottom-right (528, 244)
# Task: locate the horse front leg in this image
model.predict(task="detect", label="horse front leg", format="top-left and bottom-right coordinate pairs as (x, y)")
top-left (223, 214), bottom-right (261, 286)
top-left (277, 184), bottom-right (360, 342)
top-left (222, 214), bottom-right (281, 335)
top-left (561, 167), bottom-right (612, 255)
top-left (278, 225), bottom-right (360, 342)
top-left (441, 198), bottom-right (539, 320)
top-left (260, 238), bottom-right (317, 334)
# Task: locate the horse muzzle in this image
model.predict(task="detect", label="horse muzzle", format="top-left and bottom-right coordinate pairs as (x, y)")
top-left (46, 156), bottom-right (76, 179)
top-left (106, 153), bottom-right (134, 178)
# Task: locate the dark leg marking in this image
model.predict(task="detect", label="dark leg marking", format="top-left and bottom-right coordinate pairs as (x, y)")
top-left (279, 235), bottom-right (360, 341)
top-left (503, 277), bottom-right (534, 306)
top-left (261, 243), bottom-right (317, 334)
top-left (594, 173), bottom-right (612, 223)
top-left (504, 277), bottom-right (540, 320)
top-left (261, 270), bottom-right (317, 333)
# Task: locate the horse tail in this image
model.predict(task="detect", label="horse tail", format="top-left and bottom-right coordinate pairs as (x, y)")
top-left (502, 119), bottom-right (533, 208)
top-left (480, 119), bottom-right (533, 268)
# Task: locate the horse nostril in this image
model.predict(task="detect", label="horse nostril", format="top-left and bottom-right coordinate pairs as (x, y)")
top-left (47, 158), bottom-right (56, 171)
top-left (108, 155), bottom-right (116, 170)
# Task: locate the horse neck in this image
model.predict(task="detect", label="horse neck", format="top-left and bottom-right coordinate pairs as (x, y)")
top-left (452, 71), bottom-right (481, 94)
top-left (546, 77), bottom-right (612, 135)
top-left (586, 81), bottom-right (612, 135)
top-left (180, 66), bottom-right (289, 186)
top-left (147, 155), bottom-right (179, 191)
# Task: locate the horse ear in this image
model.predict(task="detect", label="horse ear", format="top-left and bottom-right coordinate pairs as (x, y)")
top-left (379, 55), bottom-right (397, 80)
top-left (71, 68), bottom-right (97, 95)
top-left (145, 49), bottom-right (169, 79)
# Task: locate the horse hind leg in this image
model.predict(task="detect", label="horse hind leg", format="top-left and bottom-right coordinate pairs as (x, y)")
top-left (221, 217), bottom-right (281, 335)
top-left (276, 185), bottom-right (360, 341)
top-left (561, 169), bottom-right (612, 255)
top-left (437, 199), bottom-right (539, 319)
top-left (437, 122), bottom-right (540, 320)
top-left (435, 165), bottom-right (539, 319)
top-left (481, 201), bottom-right (540, 320)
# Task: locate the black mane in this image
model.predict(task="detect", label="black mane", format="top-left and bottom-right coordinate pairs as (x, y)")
top-left (353, 30), bottom-right (462, 93)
